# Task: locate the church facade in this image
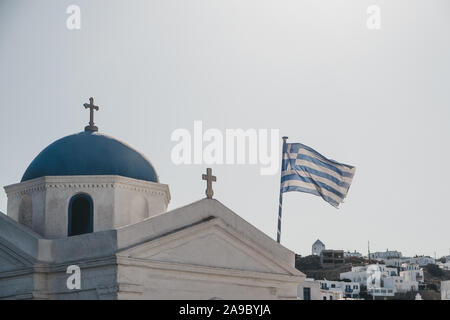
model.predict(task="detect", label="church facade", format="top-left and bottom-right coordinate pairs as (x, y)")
top-left (0, 99), bottom-right (304, 299)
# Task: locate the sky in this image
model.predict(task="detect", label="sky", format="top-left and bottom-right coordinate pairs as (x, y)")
top-left (0, 0), bottom-right (449, 258)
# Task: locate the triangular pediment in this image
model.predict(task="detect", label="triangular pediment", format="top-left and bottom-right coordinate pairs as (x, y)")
top-left (0, 240), bottom-right (33, 272)
top-left (118, 218), bottom-right (301, 276)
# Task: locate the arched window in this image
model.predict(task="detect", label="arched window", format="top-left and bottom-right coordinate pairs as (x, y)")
top-left (19, 194), bottom-right (32, 229)
top-left (68, 194), bottom-right (93, 236)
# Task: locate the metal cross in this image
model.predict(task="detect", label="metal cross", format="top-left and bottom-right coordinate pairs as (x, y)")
top-left (202, 168), bottom-right (216, 199)
top-left (83, 97), bottom-right (99, 132)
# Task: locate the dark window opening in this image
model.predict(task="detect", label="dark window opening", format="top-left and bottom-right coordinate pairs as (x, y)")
top-left (303, 288), bottom-right (311, 300)
top-left (68, 194), bottom-right (93, 236)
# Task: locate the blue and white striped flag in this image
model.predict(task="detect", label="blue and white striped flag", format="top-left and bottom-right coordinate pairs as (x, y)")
top-left (281, 143), bottom-right (356, 208)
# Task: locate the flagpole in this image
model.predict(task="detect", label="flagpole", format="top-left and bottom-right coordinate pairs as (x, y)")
top-left (277, 136), bottom-right (288, 243)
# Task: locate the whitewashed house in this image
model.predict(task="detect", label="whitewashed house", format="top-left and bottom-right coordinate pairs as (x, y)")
top-left (441, 281), bottom-right (450, 300)
top-left (401, 263), bottom-right (424, 281)
top-left (383, 256), bottom-right (435, 268)
top-left (368, 287), bottom-right (395, 297)
top-left (298, 279), bottom-right (359, 300)
top-left (409, 256), bottom-right (435, 267)
top-left (312, 239), bottom-right (325, 256)
top-left (340, 265), bottom-right (399, 282)
top-left (297, 279), bottom-right (343, 300)
top-left (319, 280), bottom-right (360, 299)
top-left (340, 266), bottom-right (369, 284)
top-left (340, 264), bottom-right (421, 297)
top-left (344, 250), bottom-right (362, 258)
top-left (370, 250), bottom-right (402, 260)
top-left (298, 279), bottom-right (323, 300)
top-left (384, 258), bottom-right (409, 268)
top-left (437, 261), bottom-right (450, 270)
top-left (384, 276), bottom-right (418, 293)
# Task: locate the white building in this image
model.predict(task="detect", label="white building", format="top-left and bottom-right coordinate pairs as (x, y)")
top-left (340, 264), bottom-right (420, 297)
top-left (383, 256), bottom-right (435, 268)
top-left (370, 250), bottom-right (402, 260)
top-left (340, 265), bottom-right (398, 284)
top-left (384, 258), bottom-right (409, 268)
top-left (367, 287), bottom-right (395, 297)
top-left (408, 256), bottom-right (435, 267)
top-left (441, 281), bottom-right (450, 300)
top-left (297, 279), bottom-right (359, 300)
top-left (344, 250), bottom-right (362, 258)
top-left (437, 261), bottom-right (450, 270)
top-left (298, 279), bottom-right (323, 300)
top-left (312, 239), bottom-right (325, 256)
top-left (384, 263), bottom-right (423, 293)
top-left (319, 280), bottom-right (360, 299)
top-left (384, 276), bottom-right (419, 293)
top-left (0, 111), bottom-right (305, 300)
top-left (401, 263), bottom-right (424, 281)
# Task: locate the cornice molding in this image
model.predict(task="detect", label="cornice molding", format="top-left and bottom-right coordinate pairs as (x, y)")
top-left (4, 175), bottom-right (171, 203)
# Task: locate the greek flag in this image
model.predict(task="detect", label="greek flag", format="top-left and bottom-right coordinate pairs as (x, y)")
top-left (281, 143), bottom-right (356, 208)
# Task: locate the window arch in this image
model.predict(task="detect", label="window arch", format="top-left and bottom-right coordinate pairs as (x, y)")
top-left (68, 193), bottom-right (93, 236)
top-left (19, 194), bottom-right (32, 228)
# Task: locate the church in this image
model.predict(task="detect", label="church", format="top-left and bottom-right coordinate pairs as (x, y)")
top-left (0, 98), bottom-right (304, 299)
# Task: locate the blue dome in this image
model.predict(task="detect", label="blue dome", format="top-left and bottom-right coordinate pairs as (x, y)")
top-left (21, 131), bottom-right (158, 183)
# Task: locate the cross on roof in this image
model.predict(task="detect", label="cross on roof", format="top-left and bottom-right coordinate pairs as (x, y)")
top-left (202, 168), bottom-right (216, 199)
top-left (83, 97), bottom-right (99, 132)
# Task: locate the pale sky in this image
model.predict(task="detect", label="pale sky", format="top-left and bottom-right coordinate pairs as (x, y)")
top-left (0, 0), bottom-right (449, 258)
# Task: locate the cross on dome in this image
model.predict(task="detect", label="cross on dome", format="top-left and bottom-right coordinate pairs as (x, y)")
top-left (83, 97), bottom-right (99, 132)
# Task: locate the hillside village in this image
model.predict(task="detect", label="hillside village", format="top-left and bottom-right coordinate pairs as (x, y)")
top-left (295, 240), bottom-right (450, 300)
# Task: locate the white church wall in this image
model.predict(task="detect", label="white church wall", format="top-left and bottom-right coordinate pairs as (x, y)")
top-left (1, 195), bottom-right (302, 300)
top-left (6, 191), bottom-right (21, 222)
top-left (0, 212), bottom-right (41, 260)
top-left (116, 262), bottom-right (297, 300)
top-left (113, 178), bottom-right (169, 227)
top-left (0, 259), bottom-right (119, 299)
top-left (49, 230), bottom-right (117, 264)
top-left (18, 194), bottom-right (32, 228)
top-left (116, 191), bottom-right (148, 226)
top-left (116, 199), bottom-right (295, 267)
top-left (5, 180), bottom-right (46, 230)
top-left (31, 191), bottom-right (46, 236)
top-left (0, 271), bottom-right (34, 299)
top-left (4, 175), bottom-right (170, 239)
top-left (37, 261), bottom-right (118, 300)
top-left (114, 210), bottom-right (304, 300)
top-left (45, 183), bottom-right (115, 238)
top-left (298, 279), bottom-right (322, 300)
top-left (442, 281), bottom-right (450, 300)
top-left (130, 195), bottom-right (149, 222)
